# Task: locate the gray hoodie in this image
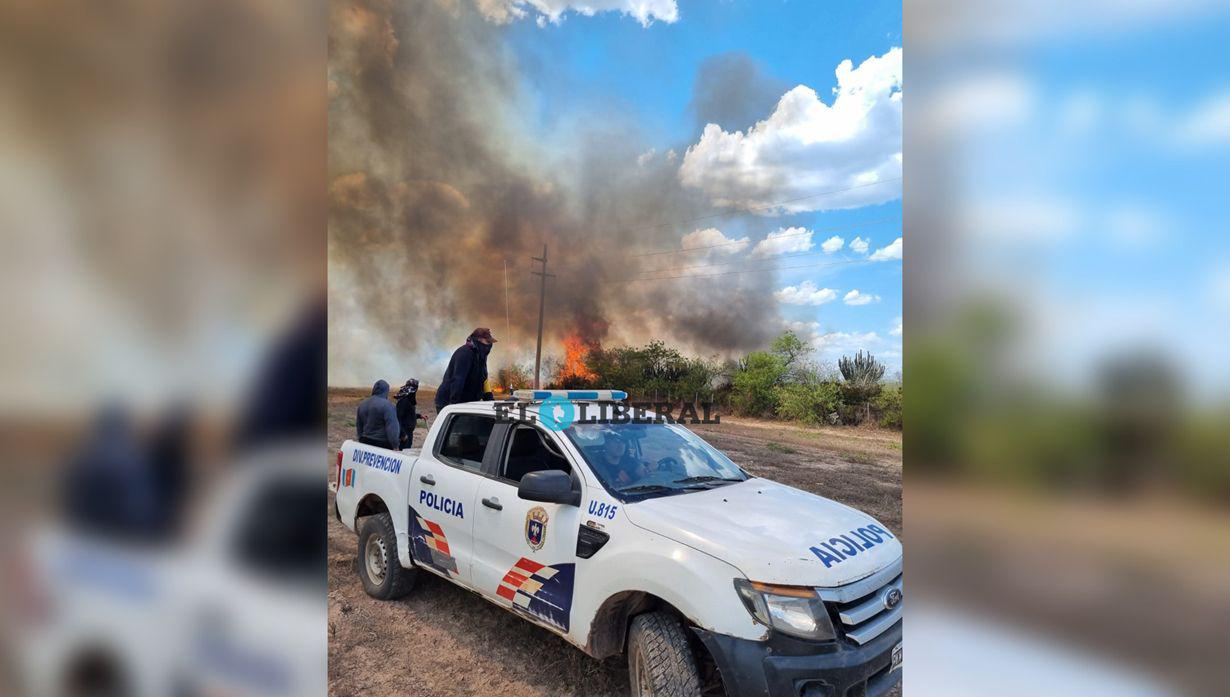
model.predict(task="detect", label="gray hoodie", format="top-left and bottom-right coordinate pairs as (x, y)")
top-left (356, 380), bottom-right (401, 449)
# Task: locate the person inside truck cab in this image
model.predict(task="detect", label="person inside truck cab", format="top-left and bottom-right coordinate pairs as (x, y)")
top-left (434, 327), bottom-right (497, 410)
top-left (356, 379), bottom-right (401, 450)
top-left (598, 432), bottom-right (647, 485)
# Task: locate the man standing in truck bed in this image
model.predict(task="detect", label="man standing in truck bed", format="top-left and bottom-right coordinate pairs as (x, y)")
top-left (356, 379), bottom-right (401, 450)
top-left (434, 327), bottom-right (496, 410)
top-left (394, 378), bottom-right (425, 449)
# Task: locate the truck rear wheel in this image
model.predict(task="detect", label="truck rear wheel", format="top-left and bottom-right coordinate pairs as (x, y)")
top-left (357, 513), bottom-right (414, 600)
top-left (627, 611), bottom-right (702, 697)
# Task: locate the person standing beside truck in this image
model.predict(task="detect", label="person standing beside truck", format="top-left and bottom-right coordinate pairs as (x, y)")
top-left (434, 327), bottom-right (497, 410)
top-left (394, 378), bottom-right (426, 449)
top-left (356, 379), bottom-right (401, 450)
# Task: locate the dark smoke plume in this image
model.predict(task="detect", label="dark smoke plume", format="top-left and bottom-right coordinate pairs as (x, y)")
top-left (688, 52), bottom-right (790, 135)
top-left (328, 0), bottom-right (781, 385)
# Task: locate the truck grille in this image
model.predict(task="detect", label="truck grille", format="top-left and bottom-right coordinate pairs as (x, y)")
top-left (818, 556), bottom-right (903, 645)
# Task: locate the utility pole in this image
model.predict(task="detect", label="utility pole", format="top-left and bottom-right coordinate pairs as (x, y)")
top-left (503, 259), bottom-right (511, 350)
top-left (531, 244), bottom-right (554, 389)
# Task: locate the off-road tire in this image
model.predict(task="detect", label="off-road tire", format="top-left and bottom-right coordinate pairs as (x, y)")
top-left (357, 513), bottom-right (415, 599)
top-left (627, 611), bottom-right (703, 697)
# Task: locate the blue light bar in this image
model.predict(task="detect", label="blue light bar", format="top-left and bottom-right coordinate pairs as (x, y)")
top-left (511, 389), bottom-right (628, 402)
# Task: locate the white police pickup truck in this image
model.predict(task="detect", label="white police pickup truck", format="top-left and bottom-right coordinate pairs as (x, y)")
top-left (334, 390), bottom-right (902, 697)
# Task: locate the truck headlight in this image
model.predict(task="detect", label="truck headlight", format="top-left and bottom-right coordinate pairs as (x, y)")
top-left (733, 579), bottom-right (836, 641)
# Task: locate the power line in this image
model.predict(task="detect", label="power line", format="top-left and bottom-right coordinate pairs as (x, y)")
top-left (634, 258), bottom-right (875, 282)
top-left (611, 177), bottom-right (902, 238)
top-left (630, 217), bottom-right (897, 259)
top-left (639, 249), bottom-right (872, 276)
top-left (539, 217), bottom-right (899, 275)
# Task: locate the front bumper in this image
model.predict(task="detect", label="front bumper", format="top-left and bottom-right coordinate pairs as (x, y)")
top-left (694, 619), bottom-right (901, 697)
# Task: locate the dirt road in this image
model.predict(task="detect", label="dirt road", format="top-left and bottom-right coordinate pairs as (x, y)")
top-left (327, 388), bottom-right (902, 696)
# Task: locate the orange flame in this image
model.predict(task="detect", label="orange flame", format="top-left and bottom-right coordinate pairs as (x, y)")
top-left (558, 333), bottom-right (597, 384)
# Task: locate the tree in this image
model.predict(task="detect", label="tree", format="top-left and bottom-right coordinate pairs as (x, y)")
top-left (839, 351), bottom-right (886, 423)
top-left (495, 364), bottom-right (532, 392)
top-left (731, 351), bottom-right (787, 416)
top-left (772, 331), bottom-right (811, 381)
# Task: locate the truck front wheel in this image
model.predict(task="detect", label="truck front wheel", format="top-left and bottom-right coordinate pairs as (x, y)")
top-left (357, 513), bottom-right (415, 600)
top-left (627, 611), bottom-right (702, 697)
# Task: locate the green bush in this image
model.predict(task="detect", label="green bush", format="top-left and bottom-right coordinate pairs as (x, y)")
top-left (585, 341), bottom-right (718, 402)
top-left (731, 351), bottom-right (787, 416)
top-left (776, 381), bottom-right (844, 424)
top-left (872, 383), bottom-right (902, 428)
top-left (525, 331), bottom-right (905, 431)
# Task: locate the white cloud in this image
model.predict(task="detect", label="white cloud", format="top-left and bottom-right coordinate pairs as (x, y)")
top-left (786, 321), bottom-right (895, 368)
top-left (751, 227), bottom-right (813, 257)
top-left (636, 148), bottom-right (656, 166)
top-left (961, 197), bottom-right (1079, 246)
top-left (850, 236), bottom-right (870, 254)
top-left (922, 72), bottom-right (1035, 135)
top-left (785, 320), bottom-right (819, 336)
top-left (843, 290), bottom-right (880, 306)
top-left (869, 237), bottom-right (903, 261)
top-left (1042, 88), bottom-right (1230, 150)
top-left (1058, 90), bottom-right (1102, 135)
top-left (1103, 204), bottom-right (1164, 249)
top-left (910, 0), bottom-right (1222, 49)
top-left (474, 0), bottom-right (678, 27)
top-left (814, 330), bottom-right (882, 353)
top-left (680, 227), bottom-right (749, 255)
top-left (821, 236), bottom-right (845, 254)
top-left (679, 47), bottom-right (902, 214)
top-left (1174, 92), bottom-right (1230, 146)
top-left (890, 316), bottom-right (902, 337)
top-left (1210, 263), bottom-right (1230, 314)
top-left (775, 281), bottom-right (838, 306)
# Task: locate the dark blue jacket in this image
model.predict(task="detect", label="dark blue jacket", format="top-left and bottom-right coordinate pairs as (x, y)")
top-left (356, 380), bottom-right (401, 449)
top-left (395, 394), bottom-right (421, 445)
top-left (435, 339), bottom-right (489, 409)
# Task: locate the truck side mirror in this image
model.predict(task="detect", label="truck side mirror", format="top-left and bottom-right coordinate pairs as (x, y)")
top-left (518, 470), bottom-right (580, 506)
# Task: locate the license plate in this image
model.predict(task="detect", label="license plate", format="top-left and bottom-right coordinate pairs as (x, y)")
top-left (890, 642), bottom-right (903, 672)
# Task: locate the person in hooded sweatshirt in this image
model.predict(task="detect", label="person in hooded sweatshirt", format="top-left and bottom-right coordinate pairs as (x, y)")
top-left (394, 378), bottom-right (426, 449)
top-left (61, 404), bottom-right (160, 540)
top-left (356, 379), bottom-right (401, 450)
top-left (435, 327), bottom-right (497, 410)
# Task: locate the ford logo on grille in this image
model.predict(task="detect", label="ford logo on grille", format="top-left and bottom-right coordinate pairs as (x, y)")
top-left (884, 588), bottom-right (903, 609)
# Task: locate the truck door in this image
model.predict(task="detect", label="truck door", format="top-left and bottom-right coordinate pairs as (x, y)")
top-left (471, 425), bottom-right (584, 636)
top-left (406, 412), bottom-right (495, 588)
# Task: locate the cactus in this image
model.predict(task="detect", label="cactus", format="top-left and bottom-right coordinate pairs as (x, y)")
top-left (839, 351), bottom-right (885, 423)
top-left (839, 351), bottom-right (886, 387)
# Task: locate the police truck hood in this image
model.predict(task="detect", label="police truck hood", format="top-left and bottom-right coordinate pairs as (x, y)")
top-left (623, 478), bottom-right (901, 587)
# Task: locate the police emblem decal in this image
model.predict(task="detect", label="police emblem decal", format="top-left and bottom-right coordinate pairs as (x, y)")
top-left (525, 506), bottom-right (549, 551)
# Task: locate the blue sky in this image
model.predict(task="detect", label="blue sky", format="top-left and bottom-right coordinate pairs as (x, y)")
top-left (505, 1), bottom-right (901, 145)
top-left (491, 0), bottom-right (904, 372)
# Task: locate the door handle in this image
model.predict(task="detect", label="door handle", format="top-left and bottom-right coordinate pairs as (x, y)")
top-left (420, 474), bottom-right (435, 486)
top-left (482, 497), bottom-right (502, 511)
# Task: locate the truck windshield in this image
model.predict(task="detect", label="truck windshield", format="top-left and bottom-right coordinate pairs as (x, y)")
top-left (565, 422), bottom-right (748, 500)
